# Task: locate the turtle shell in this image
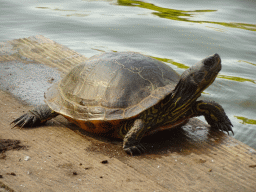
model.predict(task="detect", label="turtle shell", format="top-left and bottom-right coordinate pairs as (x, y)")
top-left (45, 52), bottom-right (180, 121)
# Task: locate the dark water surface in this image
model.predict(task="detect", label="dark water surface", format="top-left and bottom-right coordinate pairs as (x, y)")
top-left (0, 0), bottom-right (255, 149)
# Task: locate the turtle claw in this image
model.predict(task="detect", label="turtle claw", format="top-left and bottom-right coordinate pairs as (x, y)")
top-left (195, 101), bottom-right (234, 135)
top-left (11, 114), bottom-right (25, 127)
top-left (211, 122), bottom-right (234, 136)
top-left (11, 112), bottom-right (41, 128)
top-left (11, 105), bottom-right (57, 129)
top-left (123, 144), bottom-right (146, 156)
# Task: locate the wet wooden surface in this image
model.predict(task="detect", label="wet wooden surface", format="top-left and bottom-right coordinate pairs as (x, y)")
top-left (0, 36), bottom-right (256, 192)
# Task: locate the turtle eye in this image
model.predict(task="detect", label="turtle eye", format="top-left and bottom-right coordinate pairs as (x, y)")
top-left (204, 56), bottom-right (215, 67)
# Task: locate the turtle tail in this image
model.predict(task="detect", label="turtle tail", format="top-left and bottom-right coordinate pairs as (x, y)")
top-left (11, 104), bottom-right (58, 128)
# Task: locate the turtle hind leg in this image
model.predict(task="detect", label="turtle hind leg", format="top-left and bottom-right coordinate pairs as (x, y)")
top-left (193, 100), bottom-right (234, 135)
top-left (123, 119), bottom-right (147, 156)
top-left (11, 104), bottom-right (58, 128)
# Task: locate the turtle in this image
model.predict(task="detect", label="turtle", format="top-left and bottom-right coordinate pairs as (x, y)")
top-left (11, 52), bottom-right (233, 155)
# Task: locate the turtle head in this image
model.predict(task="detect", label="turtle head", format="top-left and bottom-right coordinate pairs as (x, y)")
top-left (186, 53), bottom-right (221, 92)
top-left (173, 54), bottom-right (221, 104)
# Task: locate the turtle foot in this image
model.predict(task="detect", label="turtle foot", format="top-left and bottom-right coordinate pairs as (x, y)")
top-left (206, 109), bottom-right (234, 135)
top-left (210, 121), bottom-right (234, 135)
top-left (11, 104), bottom-right (55, 128)
top-left (123, 144), bottom-right (146, 156)
top-left (11, 112), bottom-right (42, 128)
top-left (194, 100), bottom-right (234, 135)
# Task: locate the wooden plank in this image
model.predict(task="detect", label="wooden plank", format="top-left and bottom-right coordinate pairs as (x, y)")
top-left (0, 35), bottom-right (86, 73)
top-left (0, 36), bottom-right (256, 192)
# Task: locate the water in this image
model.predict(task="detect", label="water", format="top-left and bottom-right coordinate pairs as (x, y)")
top-left (0, 0), bottom-right (255, 149)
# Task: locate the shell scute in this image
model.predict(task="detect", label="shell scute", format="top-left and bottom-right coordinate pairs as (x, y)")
top-left (45, 52), bottom-right (180, 121)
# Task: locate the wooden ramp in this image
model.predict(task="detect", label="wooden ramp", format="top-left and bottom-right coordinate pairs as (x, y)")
top-left (0, 36), bottom-right (255, 192)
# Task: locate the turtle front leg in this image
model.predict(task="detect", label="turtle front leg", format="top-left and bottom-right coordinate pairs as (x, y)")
top-left (11, 104), bottom-right (58, 128)
top-left (192, 100), bottom-right (234, 135)
top-left (123, 119), bottom-right (147, 156)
